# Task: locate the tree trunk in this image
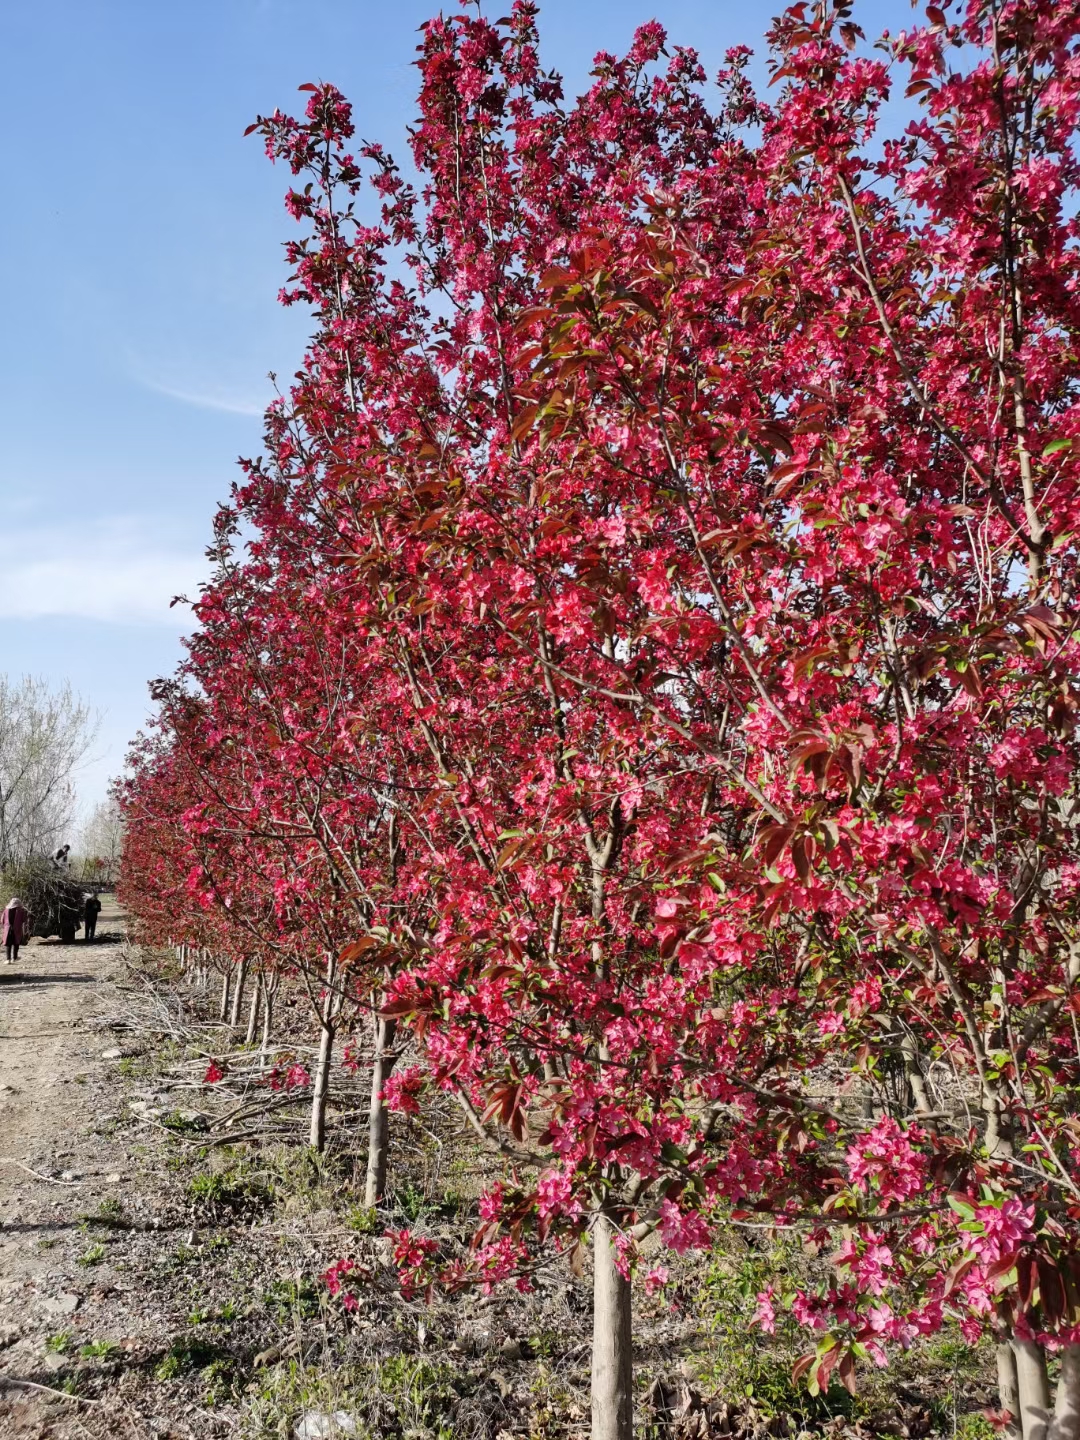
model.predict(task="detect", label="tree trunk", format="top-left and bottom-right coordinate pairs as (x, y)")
top-left (219, 968), bottom-right (230, 1023)
top-left (309, 957), bottom-right (337, 1153)
top-left (591, 1210), bottom-right (633, 1440)
top-left (1016, 1337), bottom-right (1052, 1440)
top-left (1050, 1345), bottom-right (1080, 1440)
top-left (245, 978), bottom-right (260, 1047)
top-left (998, 1339), bottom-right (1022, 1440)
top-left (261, 982), bottom-right (274, 1063)
top-left (363, 1015), bottom-right (397, 1207)
top-left (229, 957), bottom-right (248, 1028)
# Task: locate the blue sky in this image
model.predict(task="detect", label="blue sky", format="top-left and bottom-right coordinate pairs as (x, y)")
top-left (0, 0), bottom-right (901, 819)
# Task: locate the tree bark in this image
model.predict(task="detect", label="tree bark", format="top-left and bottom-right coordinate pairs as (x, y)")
top-left (363, 1015), bottom-right (397, 1207)
top-left (261, 980), bottom-right (274, 1066)
top-left (245, 979), bottom-right (260, 1047)
top-left (309, 957), bottom-right (337, 1153)
top-left (229, 957), bottom-right (248, 1028)
top-left (1050, 1345), bottom-right (1080, 1440)
top-left (998, 1338), bottom-right (1022, 1440)
top-left (1016, 1337), bottom-right (1052, 1440)
top-left (218, 968), bottom-right (230, 1023)
top-left (591, 1210), bottom-right (634, 1440)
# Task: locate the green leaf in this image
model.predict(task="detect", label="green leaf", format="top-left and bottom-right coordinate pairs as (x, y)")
top-left (1043, 438), bottom-right (1073, 457)
top-left (947, 1194), bottom-right (976, 1221)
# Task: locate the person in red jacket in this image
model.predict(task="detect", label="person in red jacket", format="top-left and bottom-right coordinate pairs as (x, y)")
top-left (2, 897), bottom-right (29, 963)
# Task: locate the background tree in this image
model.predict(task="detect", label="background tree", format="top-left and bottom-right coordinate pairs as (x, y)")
top-left (76, 795), bottom-right (125, 885)
top-left (0, 675), bottom-right (95, 865)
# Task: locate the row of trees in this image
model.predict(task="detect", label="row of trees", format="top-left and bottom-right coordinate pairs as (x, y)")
top-left (118, 3), bottom-right (1080, 1438)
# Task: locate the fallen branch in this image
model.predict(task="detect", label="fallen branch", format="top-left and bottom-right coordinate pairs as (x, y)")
top-left (0, 1159), bottom-right (82, 1187)
top-left (0, 1376), bottom-right (103, 1405)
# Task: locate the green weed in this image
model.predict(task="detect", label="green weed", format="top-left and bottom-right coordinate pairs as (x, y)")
top-left (155, 1336), bottom-right (226, 1381)
top-left (262, 1276), bottom-right (321, 1322)
top-left (346, 1204), bottom-right (379, 1234)
top-left (79, 1339), bottom-right (118, 1360)
top-left (957, 1415), bottom-right (998, 1440)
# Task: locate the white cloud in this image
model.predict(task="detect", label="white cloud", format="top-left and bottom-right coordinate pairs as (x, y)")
top-left (138, 375), bottom-right (271, 417)
top-left (0, 519), bottom-right (209, 626)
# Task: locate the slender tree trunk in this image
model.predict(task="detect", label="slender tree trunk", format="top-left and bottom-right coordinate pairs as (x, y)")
top-left (591, 1210), bottom-right (633, 1440)
top-left (245, 978), bottom-right (260, 1046)
top-left (309, 957), bottom-right (337, 1153)
top-left (1016, 1338), bottom-right (1052, 1440)
top-left (998, 1339), bottom-right (1022, 1440)
top-left (1050, 1345), bottom-right (1080, 1440)
top-left (229, 957), bottom-right (248, 1028)
top-left (219, 968), bottom-right (231, 1023)
top-left (261, 981), bottom-right (274, 1063)
top-left (364, 1015), bottom-right (397, 1207)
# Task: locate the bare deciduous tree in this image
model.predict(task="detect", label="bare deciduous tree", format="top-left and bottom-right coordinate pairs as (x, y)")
top-left (0, 677), bottom-right (96, 865)
top-left (76, 794), bottom-right (125, 883)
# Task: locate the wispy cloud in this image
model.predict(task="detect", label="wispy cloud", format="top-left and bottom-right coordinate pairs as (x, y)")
top-left (138, 375), bottom-right (272, 417)
top-left (0, 519), bottom-right (210, 626)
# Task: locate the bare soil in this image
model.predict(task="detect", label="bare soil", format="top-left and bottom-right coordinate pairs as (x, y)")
top-left (0, 898), bottom-right (149, 1434)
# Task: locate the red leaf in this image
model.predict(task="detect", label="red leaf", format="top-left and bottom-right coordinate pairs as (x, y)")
top-left (792, 1352), bottom-right (816, 1385)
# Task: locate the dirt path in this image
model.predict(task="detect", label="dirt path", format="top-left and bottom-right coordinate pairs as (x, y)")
top-left (0, 898), bottom-right (152, 1436)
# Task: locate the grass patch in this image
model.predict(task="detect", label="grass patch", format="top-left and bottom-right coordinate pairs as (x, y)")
top-left (243, 1355), bottom-right (470, 1440)
top-left (186, 1165), bottom-right (274, 1220)
top-left (263, 1277), bottom-right (322, 1322)
top-left (155, 1335), bottom-right (229, 1381)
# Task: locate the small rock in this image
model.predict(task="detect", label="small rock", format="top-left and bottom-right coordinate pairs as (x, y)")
top-left (101, 1048), bottom-right (123, 1060)
top-left (42, 1351), bottom-right (68, 1373)
top-left (105, 1173), bottom-right (122, 1184)
top-left (293, 1413), bottom-right (357, 1439)
top-left (60, 1171), bottom-right (79, 1182)
top-left (500, 1336), bottom-right (525, 1361)
top-left (41, 1291), bottom-right (81, 1317)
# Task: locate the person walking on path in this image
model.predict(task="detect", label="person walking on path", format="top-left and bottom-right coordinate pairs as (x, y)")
top-left (2, 897), bottom-right (29, 963)
top-left (83, 893), bottom-right (101, 942)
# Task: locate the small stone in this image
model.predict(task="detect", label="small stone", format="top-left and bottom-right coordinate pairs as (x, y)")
top-left (372, 1236), bottom-right (394, 1267)
top-left (101, 1048), bottom-right (122, 1060)
top-left (500, 1336), bottom-right (524, 1361)
top-left (293, 1413), bottom-right (357, 1439)
top-left (105, 1173), bottom-right (122, 1184)
top-left (52, 1291), bottom-right (80, 1316)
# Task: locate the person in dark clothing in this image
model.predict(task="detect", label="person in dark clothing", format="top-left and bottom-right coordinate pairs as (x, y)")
top-left (83, 893), bottom-right (101, 942)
